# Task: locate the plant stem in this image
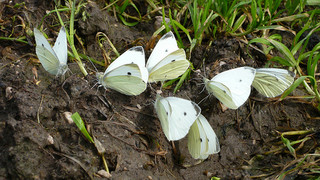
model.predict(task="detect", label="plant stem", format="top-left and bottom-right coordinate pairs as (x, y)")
top-left (101, 154), bottom-right (110, 173)
top-left (70, 0), bottom-right (88, 76)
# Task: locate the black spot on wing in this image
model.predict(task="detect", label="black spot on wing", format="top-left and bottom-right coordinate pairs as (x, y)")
top-left (239, 79), bottom-right (242, 82)
top-left (165, 49), bottom-right (168, 52)
top-left (207, 138), bottom-right (209, 142)
top-left (171, 59), bottom-right (176, 62)
top-left (184, 112), bottom-right (187, 116)
top-left (42, 44), bottom-right (44, 47)
top-left (200, 138), bottom-right (202, 142)
top-left (127, 72), bottom-right (131, 75)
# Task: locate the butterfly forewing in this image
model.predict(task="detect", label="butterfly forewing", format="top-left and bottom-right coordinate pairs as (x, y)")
top-left (52, 27), bottom-right (68, 65)
top-left (146, 31), bottom-right (179, 71)
top-left (205, 67), bottom-right (256, 109)
top-left (155, 96), bottom-right (201, 141)
top-left (155, 96), bottom-right (170, 138)
top-left (198, 115), bottom-right (220, 155)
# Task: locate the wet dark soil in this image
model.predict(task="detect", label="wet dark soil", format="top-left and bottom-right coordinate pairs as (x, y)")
top-left (0, 1), bottom-right (319, 179)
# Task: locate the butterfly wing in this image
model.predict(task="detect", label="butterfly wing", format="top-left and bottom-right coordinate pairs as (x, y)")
top-left (204, 78), bottom-right (238, 109)
top-left (187, 118), bottom-right (205, 159)
top-left (205, 67), bottom-right (256, 109)
top-left (34, 28), bottom-right (61, 75)
top-left (188, 114), bottom-right (220, 160)
top-left (105, 46), bottom-right (148, 83)
top-left (155, 96), bottom-right (201, 141)
top-left (197, 115), bottom-right (220, 157)
top-left (146, 31), bottom-right (179, 72)
top-left (252, 68), bottom-right (295, 97)
top-left (148, 49), bottom-right (189, 82)
top-left (99, 64), bottom-right (147, 96)
top-left (52, 27), bottom-right (68, 65)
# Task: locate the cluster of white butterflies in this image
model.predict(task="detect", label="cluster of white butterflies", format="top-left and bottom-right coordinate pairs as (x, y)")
top-left (34, 27), bottom-right (295, 160)
top-left (154, 67), bottom-right (295, 159)
top-left (34, 27), bottom-right (189, 95)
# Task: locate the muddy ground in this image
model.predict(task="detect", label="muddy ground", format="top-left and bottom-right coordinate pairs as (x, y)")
top-left (0, 1), bottom-right (319, 179)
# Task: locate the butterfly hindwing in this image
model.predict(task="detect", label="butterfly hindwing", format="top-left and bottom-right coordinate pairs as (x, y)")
top-left (252, 68), bottom-right (295, 97)
top-left (148, 49), bottom-right (189, 82)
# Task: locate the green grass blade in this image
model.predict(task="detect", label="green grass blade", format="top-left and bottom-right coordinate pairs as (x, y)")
top-left (71, 112), bottom-right (94, 143)
top-left (280, 76), bottom-right (312, 100)
top-left (281, 134), bottom-right (296, 157)
top-left (173, 68), bottom-right (191, 94)
top-left (231, 14), bottom-right (246, 33)
top-left (266, 38), bottom-right (296, 66)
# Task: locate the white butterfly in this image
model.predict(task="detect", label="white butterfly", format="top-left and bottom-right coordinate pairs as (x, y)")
top-left (154, 95), bottom-right (201, 141)
top-left (97, 46), bottom-right (149, 96)
top-left (204, 67), bottom-right (256, 109)
top-left (188, 114), bottom-right (220, 159)
top-left (147, 31), bottom-right (190, 82)
top-left (252, 68), bottom-right (295, 97)
top-left (34, 27), bottom-right (68, 76)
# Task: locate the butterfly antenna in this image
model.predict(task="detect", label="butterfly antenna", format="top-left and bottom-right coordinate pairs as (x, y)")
top-left (87, 56), bottom-right (99, 72)
top-left (198, 94), bottom-right (210, 105)
top-left (199, 83), bottom-right (207, 94)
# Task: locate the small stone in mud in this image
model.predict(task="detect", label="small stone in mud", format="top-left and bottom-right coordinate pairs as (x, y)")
top-left (47, 134), bottom-right (54, 145)
top-left (97, 170), bottom-right (112, 178)
top-left (5, 87), bottom-right (13, 100)
top-left (63, 112), bottom-right (74, 124)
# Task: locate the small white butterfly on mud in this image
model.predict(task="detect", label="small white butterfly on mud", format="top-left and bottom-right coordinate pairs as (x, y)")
top-left (154, 95), bottom-right (201, 141)
top-left (204, 67), bottom-right (295, 109)
top-left (96, 46), bottom-right (149, 96)
top-left (204, 66), bottom-right (256, 109)
top-left (188, 114), bottom-right (220, 160)
top-left (252, 68), bottom-right (295, 97)
top-left (34, 27), bottom-right (68, 76)
top-left (147, 31), bottom-right (190, 83)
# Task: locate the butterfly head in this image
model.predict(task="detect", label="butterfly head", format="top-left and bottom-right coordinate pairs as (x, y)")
top-left (56, 64), bottom-right (69, 76)
top-left (96, 72), bottom-right (104, 83)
